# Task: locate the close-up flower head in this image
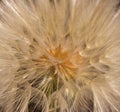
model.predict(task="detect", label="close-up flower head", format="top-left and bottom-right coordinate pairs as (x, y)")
top-left (0, 0), bottom-right (120, 112)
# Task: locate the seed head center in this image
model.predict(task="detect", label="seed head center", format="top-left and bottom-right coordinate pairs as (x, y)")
top-left (34, 45), bottom-right (83, 80)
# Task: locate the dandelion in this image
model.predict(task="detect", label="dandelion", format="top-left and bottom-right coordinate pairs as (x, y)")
top-left (0, 0), bottom-right (120, 112)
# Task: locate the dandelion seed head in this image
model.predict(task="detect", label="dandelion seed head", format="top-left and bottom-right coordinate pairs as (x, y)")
top-left (0, 0), bottom-right (120, 112)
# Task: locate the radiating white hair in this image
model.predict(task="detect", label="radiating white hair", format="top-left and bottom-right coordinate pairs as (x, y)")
top-left (0, 0), bottom-right (120, 112)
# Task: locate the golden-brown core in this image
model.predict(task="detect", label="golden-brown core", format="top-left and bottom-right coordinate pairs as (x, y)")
top-left (34, 45), bottom-right (83, 80)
